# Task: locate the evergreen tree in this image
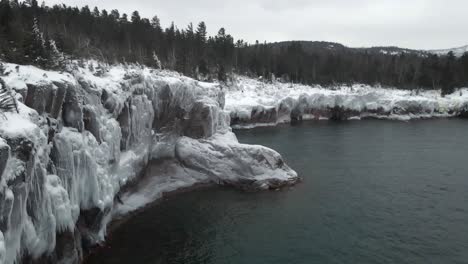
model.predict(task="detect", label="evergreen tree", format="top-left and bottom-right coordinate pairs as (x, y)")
top-left (131, 11), bottom-right (141, 24)
top-left (27, 17), bottom-right (47, 66)
top-left (92, 7), bottom-right (100, 17)
top-left (441, 52), bottom-right (456, 95)
top-left (110, 9), bottom-right (120, 20)
top-left (151, 15), bottom-right (161, 29)
top-left (47, 38), bottom-right (65, 69)
top-left (120, 13), bottom-right (128, 23)
top-left (152, 51), bottom-right (162, 69)
top-left (196, 22), bottom-right (207, 43)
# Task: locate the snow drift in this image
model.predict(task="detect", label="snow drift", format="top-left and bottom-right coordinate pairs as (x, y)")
top-left (0, 62), bottom-right (297, 264)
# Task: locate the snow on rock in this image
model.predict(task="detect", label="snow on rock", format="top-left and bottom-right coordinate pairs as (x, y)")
top-left (0, 61), bottom-right (298, 264)
top-left (175, 131), bottom-right (298, 190)
top-left (225, 76), bottom-right (468, 127)
top-left (114, 160), bottom-right (210, 216)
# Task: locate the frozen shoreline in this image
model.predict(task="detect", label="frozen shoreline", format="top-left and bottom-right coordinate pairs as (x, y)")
top-left (231, 113), bottom-right (460, 130)
top-left (225, 76), bottom-right (468, 127)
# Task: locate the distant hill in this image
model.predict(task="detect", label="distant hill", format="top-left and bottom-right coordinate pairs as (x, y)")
top-left (428, 45), bottom-right (468, 57)
top-left (266, 41), bottom-right (347, 53)
top-left (266, 41), bottom-right (468, 57)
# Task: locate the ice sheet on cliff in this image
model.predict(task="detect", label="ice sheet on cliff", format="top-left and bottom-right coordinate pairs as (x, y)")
top-left (0, 61), bottom-right (298, 264)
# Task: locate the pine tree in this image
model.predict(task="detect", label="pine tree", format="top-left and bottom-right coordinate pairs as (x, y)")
top-left (47, 38), bottom-right (65, 69)
top-left (28, 17), bottom-right (47, 66)
top-left (101, 9), bottom-right (108, 18)
top-left (131, 11), bottom-right (141, 24)
top-left (218, 64), bottom-right (227, 83)
top-left (196, 22), bottom-right (207, 43)
top-left (110, 9), bottom-right (120, 20)
top-left (441, 52), bottom-right (456, 96)
top-left (92, 7), bottom-right (100, 17)
top-left (120, 13), bottom-right (128, 23)
top-left (26, 0), bottom-right (38, 8)
top-left (151, 15), bottom-right (161, 29)
top-left (166, 22), bottom-right (177, 69)
top-left (152, 51), bottom-right (162, 69)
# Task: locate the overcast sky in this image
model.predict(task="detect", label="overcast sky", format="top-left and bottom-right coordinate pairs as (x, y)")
top-left (43, 0), bottom-right (467, 50)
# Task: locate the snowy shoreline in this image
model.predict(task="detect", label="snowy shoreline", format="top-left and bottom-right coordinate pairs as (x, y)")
top-left (225, 76), bottom-right (468, 128)
top-left (230, 113), bottom-right (461, 130)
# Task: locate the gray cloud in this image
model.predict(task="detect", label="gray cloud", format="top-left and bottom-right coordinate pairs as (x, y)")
top-left (44, 0), bottom-right (468, 49)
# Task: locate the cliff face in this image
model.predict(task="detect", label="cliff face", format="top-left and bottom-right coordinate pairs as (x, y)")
top-left (0, 63), bottom-right (298, 264)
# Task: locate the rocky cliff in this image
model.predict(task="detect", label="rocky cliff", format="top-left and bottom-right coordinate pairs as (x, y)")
top-left (0, 62), bottom-right (298, 264)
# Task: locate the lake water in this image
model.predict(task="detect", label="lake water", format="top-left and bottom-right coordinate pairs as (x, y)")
top-left (86, 119), bottom-right (468, 264)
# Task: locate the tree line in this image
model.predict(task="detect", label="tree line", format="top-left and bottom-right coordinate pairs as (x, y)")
top-left (1, 0), bottom-right (468, 94)
top-left (240, 42), bottom-right (468, 95)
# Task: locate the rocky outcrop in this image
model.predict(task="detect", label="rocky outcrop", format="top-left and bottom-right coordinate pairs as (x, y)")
top-left (0, 63), bottom-right (299, 264)
top-left (175, 132), bottom-right (298, 190)
top-left (117, 95), bottom-right (154, 151)
top-left (82, 106), bottom-right (101, 143)
top-left (459, 103), bottom-right (468, 118)
top-left (21, 82), bottom-right (66, 120)
top-left (62, 86), bottom-right (84, 132)
top-left (182, 99), bottom-right (220, 139)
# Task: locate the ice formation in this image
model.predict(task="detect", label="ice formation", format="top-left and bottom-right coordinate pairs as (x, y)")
top-left (226, 76), bottom-right (468, 128)
top-left (0, 62), bottom-right (298, 264)
top-left (1, 60), bottom-right (467, 263)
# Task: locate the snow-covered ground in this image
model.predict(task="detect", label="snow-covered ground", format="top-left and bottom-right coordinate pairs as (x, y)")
top-left (225, 76), bottom-right (468, 128)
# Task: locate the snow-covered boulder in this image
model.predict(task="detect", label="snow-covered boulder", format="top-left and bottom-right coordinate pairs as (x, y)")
top-left (175, 132), bottom-right (298, 190)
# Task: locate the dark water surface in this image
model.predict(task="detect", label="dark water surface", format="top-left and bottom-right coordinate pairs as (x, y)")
top-left (87, 119), bottom-right (468, 264)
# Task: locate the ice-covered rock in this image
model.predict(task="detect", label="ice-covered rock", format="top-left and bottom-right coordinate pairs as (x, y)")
top-left (0, 61), bottom-right (299, 264)
top-left (225, 76), bottom-right (468, 127)
top-left (0, 139), bottom-right (9, 181)
top-left (24, 82), bottom-right (67, 119)
top-left (182, 98), bottom-right (221, 138)
top-left (460, 103), bottom-right (468, 118)
top-left (175, 132), bottom-right (298, 190)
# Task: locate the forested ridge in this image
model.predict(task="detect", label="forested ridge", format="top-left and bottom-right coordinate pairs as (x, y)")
top-left (1, 0), bottom-right (468, 94)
